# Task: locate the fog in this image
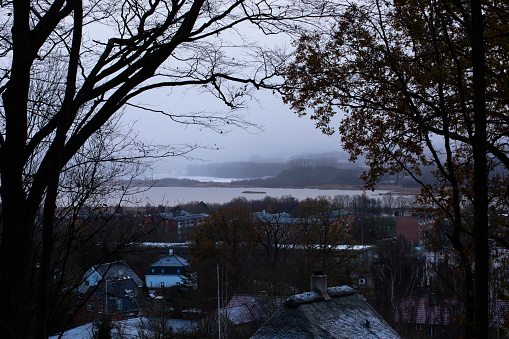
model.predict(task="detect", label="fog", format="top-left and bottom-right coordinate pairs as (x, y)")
top-left (124, 85), bottom-right (345, 178)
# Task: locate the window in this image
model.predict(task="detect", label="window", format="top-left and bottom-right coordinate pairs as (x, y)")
top-left (161, 269), bottom-right (164, 273)
top-left (177, 269), bottom-right (181, 274)
top-left (87, 302), bottom-right (94, 312)
top-left (152, 269), bottom-right (155, 273)
top-left (161, 282), bottom-right (165, 288)
top-left (416, 324), bottom-right (422, 331)
top-left (116, 299), bottom-right (122, 309)
top-left (359, 278), bottom-right (366, 285)
top-left (428, 325), bottom-right (436, 337)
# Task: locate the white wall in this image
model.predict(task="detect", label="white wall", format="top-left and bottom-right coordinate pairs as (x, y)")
top-left (145, 275), bottom-right (182, 288)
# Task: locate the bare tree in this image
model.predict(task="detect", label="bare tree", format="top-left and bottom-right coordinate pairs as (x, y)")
top-left (0, 1), bottom-right (334, 338)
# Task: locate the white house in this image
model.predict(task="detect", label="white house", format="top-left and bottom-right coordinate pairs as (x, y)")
top-left (145, 249), bottom-right (188, 288)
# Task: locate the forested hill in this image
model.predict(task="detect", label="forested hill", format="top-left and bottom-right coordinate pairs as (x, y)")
top-left (186, 161), bottom-right (288, 178)
top-left (134, 164), bottom-right (436, 188)
top-left (231, 166), bottom-right (365, 187)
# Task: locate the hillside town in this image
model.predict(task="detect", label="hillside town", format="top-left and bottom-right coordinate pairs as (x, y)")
top-left (1, 0), bottom-right (507, 338)
top-left (40, 194), bottom-right (509, 338)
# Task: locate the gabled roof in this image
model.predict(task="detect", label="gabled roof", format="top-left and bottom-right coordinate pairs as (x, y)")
top-left (251, 286), bottom-right (400, 339)
top-left (93, 261), bottom-right (144, 288)
top-left (149, 254), bottom-right (188, 268)
top-left (220, 295), bottom-right (285, 326)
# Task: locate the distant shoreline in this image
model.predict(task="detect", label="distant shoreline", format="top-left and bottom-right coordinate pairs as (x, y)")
top-left (131, 178), bottom-right (420, 195)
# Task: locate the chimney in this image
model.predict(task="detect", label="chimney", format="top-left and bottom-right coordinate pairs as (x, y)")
top-left (311, 271), bottom-right (331, 301)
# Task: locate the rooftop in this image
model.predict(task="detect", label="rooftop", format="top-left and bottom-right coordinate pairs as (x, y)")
top-left (149, 253), bottom-right (188, 268)
top-left (93, 261), bottom-right (144, 288)
top-left (158, 210), bottom-right (208, 222)
top-left (252, 286), bottom-right (400, 339)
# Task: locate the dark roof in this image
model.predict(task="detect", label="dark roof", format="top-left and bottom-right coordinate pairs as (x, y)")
top-left (93, 261), bottom-right (144, 288)
top-left (251, 286), bottom-right (400, 339)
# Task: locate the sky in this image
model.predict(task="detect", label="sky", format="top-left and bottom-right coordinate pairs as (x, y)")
top-left (112, 12), bottom-right (346, 179)
top-left (123, 79), bottom-right (345, 178)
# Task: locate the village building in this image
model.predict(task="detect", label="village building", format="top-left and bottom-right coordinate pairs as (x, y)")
top-left (145, 249), bottom-right (188, 288)
top-left (75, 261), bottom-right (147, 326)
top-left (78, 261), bottom-right (144, 294)
top-left (143, 208), bottom-right (208, 242)
top-left (252, 272), bottom-right (400, 338)
top-left (395, 216), bottom-right (420, 244)
top-left (217, 293), bottom-right (285, 337)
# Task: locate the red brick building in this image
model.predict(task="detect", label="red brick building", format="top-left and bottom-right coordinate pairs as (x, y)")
top-left (396, 216), bottom-right (420, 244)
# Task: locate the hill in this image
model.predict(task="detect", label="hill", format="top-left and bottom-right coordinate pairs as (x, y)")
top-left (231, 166), bottom-right (365, 187)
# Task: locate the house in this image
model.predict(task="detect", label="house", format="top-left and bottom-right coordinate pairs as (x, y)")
top-left (145, 249), bottom-right (188, 288)
top-left (78, 261), bottom-right (144, 293)
top-left (74, 276), bottom-right (148, 326)
top-left (75, 261), bottom-right (147, 326)
top-left (396, 216), bottom-right (420, 244)
top-left (394, 296), bottom-right (509, 338)
top-left (143, 208), bottom-right (208, 242)
top-left (253, 211), bottom-right (302, 243)
top-left (218, 293), bottom-right (285, 337)
top-left (252, 272), bottom-right (400, 338)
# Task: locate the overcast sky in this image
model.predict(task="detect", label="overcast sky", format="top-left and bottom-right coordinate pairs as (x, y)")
top-left (111, 17), bottom-right (347, 178)
top-left (123, 85), bottom-right (344, 177)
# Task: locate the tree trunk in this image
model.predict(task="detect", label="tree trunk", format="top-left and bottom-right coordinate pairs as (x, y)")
top-left (470, 0), bottom-right (489, 337)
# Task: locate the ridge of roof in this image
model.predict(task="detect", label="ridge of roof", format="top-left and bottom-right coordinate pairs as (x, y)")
top-left (284, 286), bottom-right (356, 308)
top-left (150, 253), bottom-right (188, 267)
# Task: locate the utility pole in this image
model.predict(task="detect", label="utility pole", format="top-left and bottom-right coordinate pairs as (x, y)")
top-left (217, 264), bottom-right (221, 339)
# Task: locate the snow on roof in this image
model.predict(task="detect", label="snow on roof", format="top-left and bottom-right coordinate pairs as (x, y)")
top-left (93, 261), bottom-right (144, 288)
top-left (158, 211), bottom-right (208, 222)
top-left (149, 253), bottom-right (188, 267)
top-left (284, 286), bottom-right (355, 307)
top-left (48, 317), bottom-right (199, 339)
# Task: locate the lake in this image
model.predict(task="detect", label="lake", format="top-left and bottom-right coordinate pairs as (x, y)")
top-left (120, 186), bottom-right (398, 206)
